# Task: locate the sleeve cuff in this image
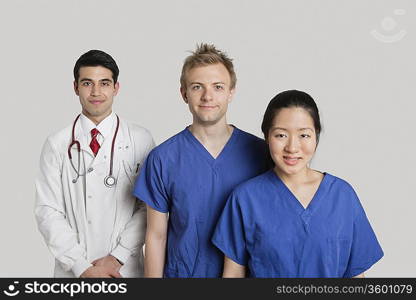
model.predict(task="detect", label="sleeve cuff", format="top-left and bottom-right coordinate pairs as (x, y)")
top-left (212, 237), bottom-right (247, 267)
top-left (72, 257), bottom-right (93, 278)
top-left (111, 244), bottom-right (132, 265)
top-left (134, 194), bottom-right (169, 213)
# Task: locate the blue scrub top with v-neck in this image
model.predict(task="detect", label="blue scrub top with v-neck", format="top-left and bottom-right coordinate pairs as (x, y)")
top-left (212, 170), bottom-right (384, 278)
top-left (133, 127), bottom-right (269, 277)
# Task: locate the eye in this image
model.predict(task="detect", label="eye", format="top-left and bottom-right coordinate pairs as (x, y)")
top-left (101, 81), bottom-right (111, 86)
top-left (300, 134), bottom-right (311, 138)
top-left (214, 84), bottom-right (224, 90)
top-left (81, 81), bottom-right (92, 86)
top-left (191, 84), bottom-right (201, 90)
top-left (274, 133), bottom-right (287, 138)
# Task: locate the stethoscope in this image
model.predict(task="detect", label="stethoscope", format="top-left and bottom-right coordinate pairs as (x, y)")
top-left (68, 114), bottom-right (120, 188)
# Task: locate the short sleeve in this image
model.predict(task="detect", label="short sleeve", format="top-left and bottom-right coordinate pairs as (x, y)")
top-left (133, 150), bottom-right (170, 213)
top-left (344, 191), bottom-right (384, 277)
top-left (212, 192), bottom-right (249, 266)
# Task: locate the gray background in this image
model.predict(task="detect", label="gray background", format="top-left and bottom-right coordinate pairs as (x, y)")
top-left (0, 0), bottom-right (414, 277)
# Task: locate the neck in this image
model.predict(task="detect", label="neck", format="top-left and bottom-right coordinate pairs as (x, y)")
top-left (274, 166), bottom-right (312, 187)
top-left (189, 121), bottom-right (233, 144)
top-left (82, 110), bottom-right (112, 126)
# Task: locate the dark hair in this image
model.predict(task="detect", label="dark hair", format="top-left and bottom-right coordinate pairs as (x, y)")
top-left (73, 50), bottom-right (119, 83)
top-left (261, 90), bottom-right (322, 144)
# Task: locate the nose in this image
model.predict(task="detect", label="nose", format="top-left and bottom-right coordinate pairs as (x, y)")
top-left (201, 87), bottom-right (213, 102)
top-left (284, 136), bottom-right (299, 153)
top-left (91, 84), bottom-right (102, 96)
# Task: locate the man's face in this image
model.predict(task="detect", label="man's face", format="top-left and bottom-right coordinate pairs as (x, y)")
top-left (181, 63), bottom-right (234, 126)
top-left (74, 66), bottom-right (119, 124)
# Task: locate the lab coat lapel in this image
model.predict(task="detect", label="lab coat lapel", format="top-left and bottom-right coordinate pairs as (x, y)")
top-left (73, 119), bottom-right (96, 158)
top-left (79, 134), bottom-right (96, 158)
top-left (91, 122), bottom-right (126, 170)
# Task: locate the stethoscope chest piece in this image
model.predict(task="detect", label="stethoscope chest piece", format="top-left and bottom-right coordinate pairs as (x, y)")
top-left (104, 175), bottom-right (117, 188)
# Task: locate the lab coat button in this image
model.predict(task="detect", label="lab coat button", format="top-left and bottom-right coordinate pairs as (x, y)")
top-left (88, 220), bottom-right (92, 224)
top-left (87, 167), bottom-right (94, 173)
top-left (88, 195), bottom-right (92, 199)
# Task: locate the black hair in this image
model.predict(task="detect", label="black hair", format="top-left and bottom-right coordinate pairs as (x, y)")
top-left (261, 90), bottom-right (322, 144)
top-left (73, 50), bottom-right (119, 83)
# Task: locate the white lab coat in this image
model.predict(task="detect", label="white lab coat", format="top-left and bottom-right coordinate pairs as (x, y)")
top-left (35, 114), bottom-right (155, 277)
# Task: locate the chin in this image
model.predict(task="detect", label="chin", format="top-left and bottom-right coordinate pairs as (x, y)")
top-left (196, 117), bottom-right (221, 125)
top-left (275, 164), bottom-right (304, 176)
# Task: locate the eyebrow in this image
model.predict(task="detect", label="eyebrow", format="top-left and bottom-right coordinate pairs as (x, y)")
top-left (271, 127), bottom-right (314, 131)
top-left (189, 81), bottom-right (226, 85)
top-left (80, 78), bottom-right (113, 82)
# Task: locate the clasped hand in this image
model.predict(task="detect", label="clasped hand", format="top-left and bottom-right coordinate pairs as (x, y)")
top-left (80, 255), bottom-right (122, 278)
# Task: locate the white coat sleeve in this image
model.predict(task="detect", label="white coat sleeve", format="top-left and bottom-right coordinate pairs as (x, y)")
top-left (110, 131), bottom-right (156, 264)
top-left (35, 138), bottom-right (92, 277)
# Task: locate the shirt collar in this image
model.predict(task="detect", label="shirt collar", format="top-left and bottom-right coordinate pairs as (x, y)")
top-left (79, 112), bottom-right (116, 139)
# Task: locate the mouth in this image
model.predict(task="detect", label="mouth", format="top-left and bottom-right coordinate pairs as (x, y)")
top-left (89, 100), bottom-right (104, 105)
top-left (283, 156), bottom-right (301, 166)
top-left (199, 105), bottom-right (217, 109)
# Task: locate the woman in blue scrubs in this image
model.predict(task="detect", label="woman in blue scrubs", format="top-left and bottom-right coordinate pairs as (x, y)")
top-left (212, 90), bottom-right (384, 278)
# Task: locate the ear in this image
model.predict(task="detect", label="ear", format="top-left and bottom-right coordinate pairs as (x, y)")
top-left (228, 88), bottom-right (235, 103)
top-left (73, 81), bottom-right (79, 96)
top-left (180, 86), bottom-right (188, 104)
top-left (114, 82), bottom-right (120, 96)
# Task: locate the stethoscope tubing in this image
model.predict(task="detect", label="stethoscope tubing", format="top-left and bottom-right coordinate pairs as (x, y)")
top-left (68, 114), bottom-right (120, 187)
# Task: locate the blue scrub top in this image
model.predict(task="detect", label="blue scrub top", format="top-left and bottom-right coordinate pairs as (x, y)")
top-left (212, 170), bottom-right (384, 278)
top-left (133, 127), bottom-right (268, 277)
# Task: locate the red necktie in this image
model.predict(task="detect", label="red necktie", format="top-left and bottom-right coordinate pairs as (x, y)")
top-left (90, 128), bottom-right (101, 156)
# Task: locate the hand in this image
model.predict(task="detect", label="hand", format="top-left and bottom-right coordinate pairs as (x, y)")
top-left (92, 255), bottom-right (122, 273)
top-left (80, 265), bottom-right (122, 278)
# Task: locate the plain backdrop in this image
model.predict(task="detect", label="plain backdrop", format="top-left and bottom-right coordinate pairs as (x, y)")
top-left (0, 0), bottom-right (414, 277)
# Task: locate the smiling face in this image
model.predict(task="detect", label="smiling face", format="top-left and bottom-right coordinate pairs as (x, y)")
top-left (268, 107), bottom-right (317, 178)
top-left (74, 66), bottom-right (119, 124)
top-left (180, 63), bottom-right (234, 126)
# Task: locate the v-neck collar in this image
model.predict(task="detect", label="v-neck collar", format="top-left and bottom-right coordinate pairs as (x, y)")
top-left (183, 125), bottom-right (240, 166)
top-left (267, 169), bottom-right (331, 216)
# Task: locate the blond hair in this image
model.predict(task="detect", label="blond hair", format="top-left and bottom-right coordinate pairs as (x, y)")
top-left (180, 43), bottom-right (236, 89)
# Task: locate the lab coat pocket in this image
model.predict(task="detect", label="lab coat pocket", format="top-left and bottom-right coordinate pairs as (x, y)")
top-left (122, 160), bottom-right (136, 186)
top-left (116, 160), bottom-right (137, 202)
top-left (327, 238), bottom-right (352, 277)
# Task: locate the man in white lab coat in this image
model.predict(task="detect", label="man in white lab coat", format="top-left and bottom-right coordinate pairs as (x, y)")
top-left (35, 50), bottom-right (154, 278)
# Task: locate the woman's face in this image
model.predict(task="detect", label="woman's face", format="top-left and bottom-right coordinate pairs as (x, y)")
top-left (268, 107), bottom-right (317, 177)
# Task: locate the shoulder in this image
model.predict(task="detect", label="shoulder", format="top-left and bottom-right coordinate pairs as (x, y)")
top-left (143, 129), bottom-right (187, 162)
top-left (231, 171), bottom-right (273, 200)
top-left (120, 119), bottom-right (153, 141)
top-left (325, 173), bottom-right (357, 194)
top-left (43, 124), bottom-right (72, 154)
top-left (324, 173), bottom-right (363, 212)
top-left (234, 127), bottom-right (266, 145)
top-left (222, 171), bottom-right (274, 215)
top-left (151, 129), bottom-right (187, 154)
top-left (233, 127), bottom-right (268, 157)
